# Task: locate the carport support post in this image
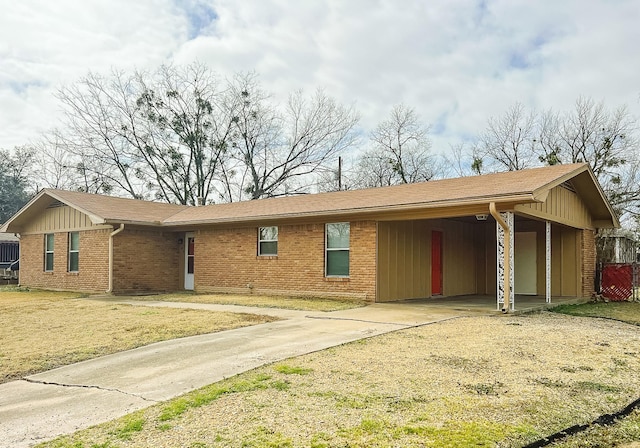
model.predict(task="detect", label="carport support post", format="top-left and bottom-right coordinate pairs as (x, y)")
top-left (546, 221), bottom-right (551, 303)
top-left (491, 204), bottom-right (514, 312)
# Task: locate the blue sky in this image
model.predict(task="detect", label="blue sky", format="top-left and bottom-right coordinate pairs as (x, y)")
top-left (1, 0), bottom-right (639, 157)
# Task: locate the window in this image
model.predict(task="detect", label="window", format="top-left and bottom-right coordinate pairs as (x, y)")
top-left (325, 222), bottom-right (350, 277)
top-left (258, 226), bottom-right (278, 256)
top-left (44, 234), bottom-right (54, 271)
top-left (68, 232), bottom-right (79, 272)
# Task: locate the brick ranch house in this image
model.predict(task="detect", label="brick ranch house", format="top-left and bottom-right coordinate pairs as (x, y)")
top-left (0, 163), bottom-right (618, 310)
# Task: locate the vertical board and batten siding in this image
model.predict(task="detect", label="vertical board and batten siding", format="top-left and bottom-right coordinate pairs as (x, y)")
top-left (22, 205), bottom-right (110, 233)
top-left (516, 185), bottom-right (592, 229)
top-left (442, 219), bottom-right (477, 297)
top-left (377, 221), bottom-right (430, 302)
top-left (469, 220), bottom-right (582, 298)
top-left (377, 219), bottom-right (477, 302)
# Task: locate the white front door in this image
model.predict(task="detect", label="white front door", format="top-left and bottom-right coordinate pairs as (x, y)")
top-left (184, 233), bottom-right (195, 290)
top-left (515, 231), bottom-right (537, 295)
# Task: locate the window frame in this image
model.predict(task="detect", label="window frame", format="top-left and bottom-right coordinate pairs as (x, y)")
top-left (44, 233), bottom-right (54, 272)
top-left (325, 222), bottom-right (350, 277)
top-left (68, 232), bottom-right (79, 272)
top-left (258, 226), bottom-right (278, 256)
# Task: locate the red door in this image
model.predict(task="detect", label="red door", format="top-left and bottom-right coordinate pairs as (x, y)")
top-left (431, 231), bottom-right (443, 295)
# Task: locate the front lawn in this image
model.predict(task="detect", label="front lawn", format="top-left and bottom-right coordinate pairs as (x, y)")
top-left (38, 312), bottom-right (640, 448)
top-left (0, 287), bottom-right (277, 383)
top-left (551, 301), bottom-right (640, 325)
top-left (132, 292), bottom-right (368, 311)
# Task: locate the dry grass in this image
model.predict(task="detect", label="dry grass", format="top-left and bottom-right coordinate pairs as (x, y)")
top-left (132, 292), bottom-right (368, 311)
top-left (39, 312), bottom-right (640, 448)
top-left (0, 287), bottom-right (277, 383)
top-left (552, 301), bottom-right (640, 325)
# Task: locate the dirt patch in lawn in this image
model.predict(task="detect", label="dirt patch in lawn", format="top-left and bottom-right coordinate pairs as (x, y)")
top-left (130, 292), bottom-right (368, 311)
top-left (0, 288), bottom-right (277, 383)
top-left (40, 312), bottom-right (640, 448)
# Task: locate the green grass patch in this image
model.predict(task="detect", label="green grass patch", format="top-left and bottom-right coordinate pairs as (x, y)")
top-left (41, 440), bottom-right (114, 448)
top-left (574, 381), bottom-right (622, 393)
top-left (273, 364), bottom-right (313, 375)
top-left (112, 415), bottom-right (145, 440)
top-left (551, 301), bottom-right (640, 325)
top-left (159, 373), bottom-right (274, 421)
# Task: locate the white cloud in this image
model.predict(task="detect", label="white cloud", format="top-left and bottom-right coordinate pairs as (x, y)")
top-left (1, 0), bottom-right (639, 162)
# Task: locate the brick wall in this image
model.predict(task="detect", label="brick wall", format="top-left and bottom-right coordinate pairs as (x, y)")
top-left (581, 228), bottom-right (596, 298)
top-left (19, 229), bottom-right (110, 292)
top-left (112, 229), bottom-right (180, 293)
top-left (195, 221), bottom-right (377, 301)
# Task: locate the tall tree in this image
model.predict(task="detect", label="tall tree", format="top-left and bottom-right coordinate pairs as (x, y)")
top-left (0, 148), bottom-right (33, 223)
top-left (478, 102), bottom-right (537, 171)
top-left (56, 63), bottom-right (234, 204)
top-left (54, 65), bottom-right (359, 204)
top-left (225, 73), bottom-right (360, 200)
top-left (354, 104), bottom-right (436, 188)
top-left (537, 97), bottom-right (640, 216)
top-left (460, 97), bottom-right (640, 220)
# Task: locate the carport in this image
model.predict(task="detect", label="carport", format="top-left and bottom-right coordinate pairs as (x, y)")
top-left (375, 165), bottom-right (619, 310)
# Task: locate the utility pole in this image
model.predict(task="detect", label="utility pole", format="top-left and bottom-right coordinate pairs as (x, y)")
top-left (338, 156), bottom-right (342, 191)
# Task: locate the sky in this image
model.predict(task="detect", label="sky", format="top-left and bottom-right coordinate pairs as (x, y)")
top-left (1, 0), bottom-right (639, 159)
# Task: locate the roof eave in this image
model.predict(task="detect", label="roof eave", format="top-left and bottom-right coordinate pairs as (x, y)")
top-left (161, 193), bottom-right (537, 227)
top-left (0, 190), bottom-right (48, 233)
top-left (104, 219), bottom-right (165, 227)
top-left (44, 190), bottom-right (107, 225)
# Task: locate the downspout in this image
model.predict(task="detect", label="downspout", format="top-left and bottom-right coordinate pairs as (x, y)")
top-left (107, 224), bottom-right (125, 293)
top-left (489, 202), bottom-right (510, 313)
top-left (13, 233), bottom-right (21, 286)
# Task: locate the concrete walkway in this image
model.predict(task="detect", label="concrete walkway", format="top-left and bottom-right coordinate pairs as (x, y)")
top-left (0, 300), bottom-right (469, 448)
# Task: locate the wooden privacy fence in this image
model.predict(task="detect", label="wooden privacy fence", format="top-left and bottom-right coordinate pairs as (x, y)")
top-left (598, 263), bottom-right (639, 301)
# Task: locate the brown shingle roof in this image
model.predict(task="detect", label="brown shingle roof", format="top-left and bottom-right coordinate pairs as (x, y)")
top-left (45, 189), bottom-right (188, 224)
top-left (164, 163), bottom-right (590, 225)
top-left (2, 162), bottom-right (617, 233)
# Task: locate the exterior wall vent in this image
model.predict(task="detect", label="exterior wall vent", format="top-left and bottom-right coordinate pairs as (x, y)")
top-left (46, 200), bottom-right (65, 209)
top-left (561, 181), bottom-right (576, 193)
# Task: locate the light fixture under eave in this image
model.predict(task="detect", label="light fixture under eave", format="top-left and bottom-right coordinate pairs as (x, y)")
top-left (475, 214), bottom-right (489, 221)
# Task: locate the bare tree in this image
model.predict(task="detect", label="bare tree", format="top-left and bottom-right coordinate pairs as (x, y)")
top-left (29, 133), bottom-right (80, 191)
top-left (225, 73), bottom-right (360, 200)
top-left (443, 142), bottom-right (484, 177)
top-left (56, 63), bottom-right (234, 204)
top-left (453, 97), bottom-right (640, 220)
top-left (477, 102), bottom-right (537, 171)
top-left (353, 104), bottom-right (436, 188)
top-left (132, 64), bottom-right (235, 204)
top-left (537, 97), bottom-right (640, 216)
top-left (315, 157), bottom-right (354, 193)
top-left (56, 70), bottom-right (144, 198)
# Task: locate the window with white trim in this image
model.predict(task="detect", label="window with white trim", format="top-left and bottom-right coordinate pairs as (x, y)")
top-left (44, 234), bottom-right (54, 271)
top-left (325, 222), bottom-right (350, 277)
top-left (68, 232), bottom-right (79, 272)
top-left (258, 226), bottom-right (278, 256)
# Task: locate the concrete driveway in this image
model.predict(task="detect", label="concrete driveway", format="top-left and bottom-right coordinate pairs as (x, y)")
top-left (0, 300), bottom-right (470, 448)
